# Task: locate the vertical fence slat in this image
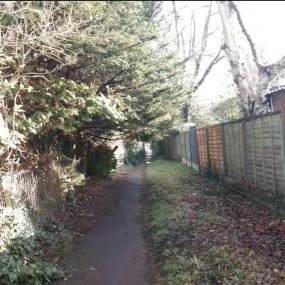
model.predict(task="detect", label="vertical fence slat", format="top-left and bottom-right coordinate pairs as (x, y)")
top-left (269, 115), bottom-right (277, 196)
top-left (242, 120), bottom-right (249, 190)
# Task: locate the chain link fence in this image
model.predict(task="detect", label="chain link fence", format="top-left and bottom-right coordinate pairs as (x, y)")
top-left (0, 165), bottom-right (62, 248)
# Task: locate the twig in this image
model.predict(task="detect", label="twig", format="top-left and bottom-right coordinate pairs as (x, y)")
top-left (193, 254), bottom-right (200, 269)
top-left (143, 223), bottom-right (154, 232)
top-left (224, 197), bottom-right (246, 210)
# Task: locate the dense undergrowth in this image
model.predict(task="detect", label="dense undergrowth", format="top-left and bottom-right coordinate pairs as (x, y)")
top-left (0, 222), bottom-right (71, 285)
top-left (0, 163), bottom-right (86, 285)
top-left (144, 159), bottom-right (285, 284)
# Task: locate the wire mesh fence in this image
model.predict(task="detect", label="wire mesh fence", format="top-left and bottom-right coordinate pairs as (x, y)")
top-left (2, 171), bottom-right (41, 209)
top-left (0, 165), bottom-right (62, 248)
top-left (0, 187), bottom-right (6, 208)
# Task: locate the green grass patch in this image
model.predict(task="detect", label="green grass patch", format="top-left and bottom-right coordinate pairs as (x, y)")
top-left (145, 160), bottom-right (189, 242)
top-left (143, 159), bottom-right (246, 285)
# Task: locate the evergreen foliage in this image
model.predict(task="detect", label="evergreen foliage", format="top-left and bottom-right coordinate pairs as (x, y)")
top-left (0, 1), bottom-right (186, 170)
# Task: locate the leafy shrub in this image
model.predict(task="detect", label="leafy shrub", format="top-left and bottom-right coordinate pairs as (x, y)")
top-left (124, 140), bottom-right (145, 165)
top-left (59, 163), bottom-right (85, 205)
top-left (86, 144), bottom-right (117, 178)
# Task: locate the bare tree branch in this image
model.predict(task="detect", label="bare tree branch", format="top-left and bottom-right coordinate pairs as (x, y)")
top-left (193, 46), bottom-right (224, 92)
top-left (172, 1), bottom-right (181, 50)
top-left (189, 10), bottom-right (196, 57)
top-left (229, 1), bottom-right (260, 67)
top-left (201, 1), bottom-right (212, 52)
top-left (190, 1), bottom-right (212, 85)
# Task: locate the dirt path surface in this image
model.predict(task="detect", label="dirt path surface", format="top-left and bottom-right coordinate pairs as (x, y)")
top-left (54, 165), bottom-right (149, 285)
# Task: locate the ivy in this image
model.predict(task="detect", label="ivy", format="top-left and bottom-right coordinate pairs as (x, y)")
top-left (0, 224), bottom-right (68, 285)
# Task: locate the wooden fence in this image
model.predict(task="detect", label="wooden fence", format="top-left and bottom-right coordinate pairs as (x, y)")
top-left (161, 111), bottom-right (285, 213)
top-left (197, 128), bottom-right (208, 169)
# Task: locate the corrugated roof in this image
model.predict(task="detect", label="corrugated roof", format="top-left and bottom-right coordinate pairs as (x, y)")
top-left (266, 85), bottom-right (285, 96)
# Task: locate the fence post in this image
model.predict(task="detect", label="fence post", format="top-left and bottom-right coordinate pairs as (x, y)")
top-left (170, 135), bottom-right (174, 159)
top-left (280, 110), bottom-right (285, 199)
top-left (179, 132), bottom-right (183, 161)
top-left (206, 128), bottom-right (211, 170)
top-left (220, 124), bottom-right (226, 177)
top-left (189, 128), bottom-right (193, 168)
top-left (241, 119), bottom-right (250, 191)
top-left (222, 123), bottom-right (225, 177)
top-left (194, 127), bottom-right (199, 172)
top-left (184, 131), bottom-right (187, 166)
top-left (269, 115), bottom-right (277, 200)
top-left (196, 128), bottom-right (201, 174)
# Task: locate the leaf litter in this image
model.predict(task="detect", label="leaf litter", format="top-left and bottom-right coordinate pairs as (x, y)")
top-left (144, 160), bottom-right (285, 284)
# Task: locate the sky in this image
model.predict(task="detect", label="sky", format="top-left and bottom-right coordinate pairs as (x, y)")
top-left (237, 1), bottom-right (285, 63)
top-left (161, 1), bottom-right (285, 107)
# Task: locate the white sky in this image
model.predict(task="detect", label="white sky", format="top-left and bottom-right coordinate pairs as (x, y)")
top-left (161, 1), bottom-right (285, 107)
top-left (237, 1), bottom-right (285, 63)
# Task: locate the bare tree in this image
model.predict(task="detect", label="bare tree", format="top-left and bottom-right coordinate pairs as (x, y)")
top-left (170, 1), bottom-right (224, 121)
top-left (188, 2), bottom-right (225, 93)
top-left (217, 1), bottom-right (285, 115)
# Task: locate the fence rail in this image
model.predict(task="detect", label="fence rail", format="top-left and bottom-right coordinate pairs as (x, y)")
top-left (161, 111), bottom-right (285, 214)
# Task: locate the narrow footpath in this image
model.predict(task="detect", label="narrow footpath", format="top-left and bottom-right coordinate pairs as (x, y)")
top-left (54, 165), bottom-right (149, 285)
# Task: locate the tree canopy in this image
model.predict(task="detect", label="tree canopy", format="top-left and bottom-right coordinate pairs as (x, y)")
top-left (0, 1), bottom-right (187, 170)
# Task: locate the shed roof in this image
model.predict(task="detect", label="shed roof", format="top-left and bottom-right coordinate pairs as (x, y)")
top-left (264, 85), bottom-right (285, 105)
top-left (265, 85), bottom-right (285, 96)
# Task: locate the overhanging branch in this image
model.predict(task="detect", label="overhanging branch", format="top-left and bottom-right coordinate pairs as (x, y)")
top-left (193, 46), bottom-right (224, 92)
top-left (229, 1), bottom-right (261, 67)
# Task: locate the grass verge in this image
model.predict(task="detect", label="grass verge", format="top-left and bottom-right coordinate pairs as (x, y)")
top-left (144, 159), bottom-right (285, 284)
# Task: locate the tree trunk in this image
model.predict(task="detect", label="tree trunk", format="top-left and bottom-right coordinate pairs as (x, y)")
top-left (217, 1), bottom-right (259, 115)
top-left (218, 1), bottom-right (285, 116)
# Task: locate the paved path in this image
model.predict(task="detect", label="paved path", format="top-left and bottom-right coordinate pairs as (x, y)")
top-left (54, 165), bottom-right (149, 285)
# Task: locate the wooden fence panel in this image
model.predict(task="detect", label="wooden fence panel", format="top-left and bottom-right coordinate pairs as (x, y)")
top-left (185, 130), bottom-right (192, 166)
top-left (164, 136), bottom-right (171, 159)
top-left (207, 125), bottom-right (225, 175)
top-left (160, 111), bottom-right (285, 214)
top-left (170, 135), bottom-right (175, 159)
top-left (172, 133), bottom-right (181, 160)
top-left (223, 121), bottom-right (247, 189)
top-left (197, 128), bottom-right (208, 170)
top-left (178, 133), bottom-right (182, 160)
top-left (244, 113), bottom-right (285, 201)
top-left (181, 132), bottom-right (187, 164)
top-left (162, 128), bottom-right (199, 170)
